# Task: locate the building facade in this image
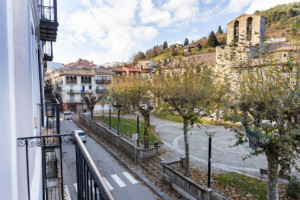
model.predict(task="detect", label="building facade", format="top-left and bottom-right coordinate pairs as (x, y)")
top-left (1, 0), bottom-right (59, 199)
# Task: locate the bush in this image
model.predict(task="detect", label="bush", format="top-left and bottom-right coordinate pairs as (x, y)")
top-left (286, 176), bottom-right (300, 199)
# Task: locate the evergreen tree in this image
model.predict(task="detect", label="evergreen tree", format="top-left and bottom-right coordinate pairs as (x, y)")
top-left (163, 41), bottom-right (168, 50)
top-left (184, 38), bottom-right (189, 46)
top-left (206, 31), bottom-right (219, 47)
top-left (217, 25), bottom-right (223, 34)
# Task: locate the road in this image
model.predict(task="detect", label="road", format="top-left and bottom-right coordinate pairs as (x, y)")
top-left (60, 119), bottom-right (159, 200)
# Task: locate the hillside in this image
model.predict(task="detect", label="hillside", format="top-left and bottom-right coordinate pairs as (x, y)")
top-left (254, 2), bottom-right (300, 38)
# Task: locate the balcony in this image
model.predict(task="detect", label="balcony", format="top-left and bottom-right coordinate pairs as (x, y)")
top-left (43, 41), bottom-right (53, 61)
top-left (65, 99), bottom-right (84, 103)
top-left (96, 88), bottom-right (107, 94)
top-left (96, 79), bottom-right (111, 84)
top-left (68, 89), bottom-right (92, 94)
top-left (40, 0), bottom-right (59, 42)
top-left (17, 133), bottom-right (114, 200)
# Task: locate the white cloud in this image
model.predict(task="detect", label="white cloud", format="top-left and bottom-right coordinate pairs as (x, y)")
top-left (245, 0), bottom-right (298, 14)
top-left (221, 0), bottom-right (252, 14)
top-left (139, 0), bottom-right (172, 27)
top-left (163, 0), bottom-right (199, 22)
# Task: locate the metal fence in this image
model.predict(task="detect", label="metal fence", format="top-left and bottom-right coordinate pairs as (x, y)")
top-left (79, 113), bottom-right (159, 163)
top-left (17, 133), bottom-right (114, 200)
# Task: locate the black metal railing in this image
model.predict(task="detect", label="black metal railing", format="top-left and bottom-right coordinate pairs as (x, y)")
top-left (44, 98), bottom-right (60, 134)
top-left (17, 133), bottom-right (114, 200)
top-left (96, 80), bottom-right (111, 84)
top-left (75, 133), bottom-right (114, 200)
top-left (43, 41), bottom-right (53, 61)
top-left (41, 0), bottom-right (57, 22)
top-left (96, 89), bottom-right (107, 94)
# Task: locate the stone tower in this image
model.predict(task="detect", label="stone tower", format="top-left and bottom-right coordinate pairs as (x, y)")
top-left (226, 14), bottom-right (266, 46)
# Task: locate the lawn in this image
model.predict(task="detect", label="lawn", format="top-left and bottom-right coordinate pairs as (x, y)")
top-left (159, 114), bottom-right (237, 127)
top-left (95, 116), bottom-right (162, 146)
top-left (214, 172), bottom-right (267, 200)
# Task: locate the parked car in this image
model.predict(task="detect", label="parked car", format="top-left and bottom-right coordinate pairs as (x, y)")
top-left (71, 130), bottom-right (87, 143)
top-left (63, 111), bottom-right (72, 120)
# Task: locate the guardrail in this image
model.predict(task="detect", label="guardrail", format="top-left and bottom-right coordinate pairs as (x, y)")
top-left (79, 113), bottom-right (159, 163)
top-left (162, 160), bottom-right (228, 200)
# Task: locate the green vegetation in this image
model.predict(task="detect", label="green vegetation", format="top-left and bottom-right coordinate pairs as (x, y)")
top-left (206, 31), bottom-right (219, 47)
top-left (215, 172), bottom-right (267, 200)
top-left (286, 177), bottom-right (300, 199)
top-left (95, 116), bottom-right (161, 146)
top-left (255, 2), bottom-right (300, 29)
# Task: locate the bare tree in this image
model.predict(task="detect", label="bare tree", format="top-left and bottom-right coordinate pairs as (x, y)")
top-left (84, 96), bottom-right (98, 120)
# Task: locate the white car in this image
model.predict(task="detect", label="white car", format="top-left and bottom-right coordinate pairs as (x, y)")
top-left (63, 111), bottom-right (72, 120)
top-left (71, 130), bottom-right (87, 143)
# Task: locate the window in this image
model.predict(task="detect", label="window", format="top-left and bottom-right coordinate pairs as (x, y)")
top-left (89, 85), bottom-right (92, 89)
top-left (234, 21), bottom-right (239, 43)
top-left (247, 17), bottom-right (253, 41)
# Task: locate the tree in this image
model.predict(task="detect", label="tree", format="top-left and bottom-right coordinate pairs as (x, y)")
top-left (163, 41), bottom-right (168, 50)
top-left (206, 31), bottom-right (219, 47)
top-left (223, 34), bottom-right (300, 200)
top-left (184, 37), bottom-right (189, 46)
top-left (133, 51), bottom-right (146, 63)
top-left (109, 76), bottom-right (153, 148)
top-left (84, 96), bottom-right (98, 120)
top-left (153, 62), bottom-right (215, 176)
top-left (217, 25), bottom-right (223, 34)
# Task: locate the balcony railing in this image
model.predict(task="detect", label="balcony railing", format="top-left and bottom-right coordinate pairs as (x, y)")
top-left (65, 99), bottom-right (84, 103)
top-left (68, 89), bottom-right (92, 94)
top-left (96, 89), bottom-right (107, 94)
top-left (40, 0), bottom-right (59, 42)
top-left (17, 133), bottom-right (114, 200)
top-left (43, 41), bottom-right (53, 61)
top-left (96, 80), bottom-right (111, 84)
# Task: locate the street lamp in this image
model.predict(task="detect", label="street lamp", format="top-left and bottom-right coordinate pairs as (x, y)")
top-left (205, 131), bottom-right (215, 188)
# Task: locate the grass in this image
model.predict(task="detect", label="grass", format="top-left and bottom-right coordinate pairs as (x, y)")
top-left (214, 172), bottom-right (267, 200)
top-left (159, 114), bottom-right (237, 127)
top-left (95, 116), bottom-right (162, 146)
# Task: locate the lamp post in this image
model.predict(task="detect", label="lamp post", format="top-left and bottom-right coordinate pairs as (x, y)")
top-left (205, 131), bottom-right (215, 188)
top-left (136, 112), bottom-right (140, 147)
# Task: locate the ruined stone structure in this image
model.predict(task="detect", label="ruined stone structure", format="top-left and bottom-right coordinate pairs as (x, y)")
top-left (216, 14), bottom-right (266, 73)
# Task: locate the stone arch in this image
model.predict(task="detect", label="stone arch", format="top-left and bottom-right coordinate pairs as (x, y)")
top-left (247, 17), bottom-right (253, 41)
top-left (234, 20), bottom-right (239, 43)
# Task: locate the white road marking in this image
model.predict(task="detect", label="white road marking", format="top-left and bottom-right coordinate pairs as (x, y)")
top-left (103, 177), bottom-right (114, 190)
top-left (122, 172), bottom-right (138, 184)
top-left (111, 174), bottom-right (126, 187)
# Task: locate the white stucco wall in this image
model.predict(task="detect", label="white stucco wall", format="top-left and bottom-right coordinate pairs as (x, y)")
top-left (0, 0), bottom-right (43, 199)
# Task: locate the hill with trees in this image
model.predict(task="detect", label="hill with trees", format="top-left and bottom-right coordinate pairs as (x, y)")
top-left (254, 2), bottom-right (300, 38)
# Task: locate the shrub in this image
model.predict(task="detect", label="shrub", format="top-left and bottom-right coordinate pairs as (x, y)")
top-left (286, 176), bottom-right (300, 199)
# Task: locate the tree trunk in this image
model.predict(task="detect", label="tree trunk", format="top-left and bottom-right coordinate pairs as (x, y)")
top-left (143, 113), bottom-right (150, 148)
top-left (266, 149), bottom-right (279, 200)
top-left (91, 109), bottom-right (94, 120)
top-left (183, 118), bottom-right (190, 176)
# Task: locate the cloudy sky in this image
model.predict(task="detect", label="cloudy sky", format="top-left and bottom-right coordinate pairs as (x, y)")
top-left (53, 0), bottom-right (298, 64)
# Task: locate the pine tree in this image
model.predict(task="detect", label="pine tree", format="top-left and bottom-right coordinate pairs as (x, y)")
top-left (184, 38), bottom-right (189, 46)
top-left (206, 31), bottom-right (219, 47)
top-left (163, 41), bottom-right (168, 50)
top-left (217, 25), bottom-right (223, 34)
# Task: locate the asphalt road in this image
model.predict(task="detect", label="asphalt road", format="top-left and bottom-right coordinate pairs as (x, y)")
top-left (60, 119), bottom-right (159, 200)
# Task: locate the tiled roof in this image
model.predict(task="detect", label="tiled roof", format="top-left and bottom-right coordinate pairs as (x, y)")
top-left (62, 59), bottom-right (95, 70)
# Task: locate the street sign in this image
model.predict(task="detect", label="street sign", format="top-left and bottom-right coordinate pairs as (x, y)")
top-left (132, 133), bottom-right (138, 141)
